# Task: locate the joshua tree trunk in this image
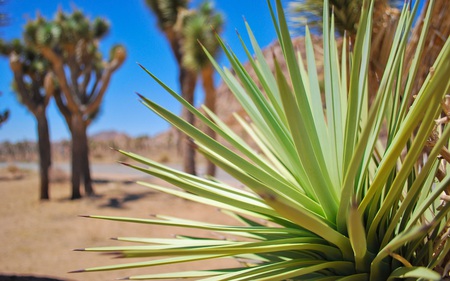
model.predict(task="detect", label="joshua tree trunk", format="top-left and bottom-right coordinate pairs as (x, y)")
top-left (180, 67), bottom-right (198, 176)
top-left (70, 113), bottom-right (83, 200)
top-left (368, 1), bottom-right (400, 100)
top-left (165, 29), bottom-right (199, 176)
top-left (9, 56), bottom-right (53, 201)
top-left (80, 126), bottom-right (95, 196)
top-left (202, 64), bottom-right (217, 177)
top-left (69, 113), bottom-right (95, 199)
top-left (35, 107), bottom-right (51, 200)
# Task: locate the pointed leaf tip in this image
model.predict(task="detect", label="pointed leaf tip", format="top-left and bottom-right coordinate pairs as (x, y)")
top-left (135, 92), bottom-right (145, 99)
top-left (113, 254), bottom-right (126, 259)
top-left (78, 215), bottom-right (91, 218)
top-left (68, 269), bottom-right (86, 273)
top-left (118, 161), bottom-right (132, 167)
top-left (73, 248), bottom-right (85, 251)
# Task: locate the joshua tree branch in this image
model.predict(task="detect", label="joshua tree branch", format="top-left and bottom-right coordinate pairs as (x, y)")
top-left (31, 76), bottom-right (44, 104)
top-left (63, 44), bottom-right (81, 98)
top-left (85, 49), bottom-right (125, 116)
top-left (9, 54), bottom-right (38, 114)
top-left (80, 63), bottom-right (92, 98)
top-left (43, 72), bottom-right (55, 107)
top-left (54, 90), bottom-right (72, 132)
top-left (88, 69), bottom-right (101, 102)
top-left (40, 46), bottom-right (79, 113)
top-left (85, 65), bottom-right (114, 116)
top-left (68, 55), bottom-right (81, 99)
top-left (165, 28), bottom-right (182, 64)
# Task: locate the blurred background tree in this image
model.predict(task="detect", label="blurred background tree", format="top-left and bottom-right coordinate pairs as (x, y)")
top-left (181, 1), bottom-right (223, 176)
top-left (288, 0), bottom-right (449, 100)
top-left (404, 0), bottom-right (450, 97)
top-left (23, 10), bottom-right (126, 199)
top-left (288, 0), bottom-right (402, 98)
top-left (145, 0), bottom-right (223, 176)
top-left (0, 39), bottom-right (54, 200)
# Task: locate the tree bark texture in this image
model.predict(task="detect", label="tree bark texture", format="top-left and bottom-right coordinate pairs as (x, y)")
top-left (10, 56), bottom-right (52, 201)
top-left (36, 108), bottom-right (51, 200)
top-left (202, 65), bottom-right (217, 177)
top-left (404, 0), bottom-right (450, 97)
top-left (368, 1), bottom-right (400, 101)
top-left (162, 23), bottom-right (201, 175)
top-left (80, 125), bottom-right (95, 196)
top-left (180, 67), bottom-right (198, 175)
top-left (54, 90), bottom-right (94, 197)
top-left (70, 114), bottom-right (83, 200)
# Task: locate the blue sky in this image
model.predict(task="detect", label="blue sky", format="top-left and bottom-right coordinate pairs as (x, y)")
top-left (0, 0), bottom-right (286, 142)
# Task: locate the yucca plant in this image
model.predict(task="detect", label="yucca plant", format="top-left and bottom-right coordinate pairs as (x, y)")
top-left (73, 0), bottom-right (450, 279)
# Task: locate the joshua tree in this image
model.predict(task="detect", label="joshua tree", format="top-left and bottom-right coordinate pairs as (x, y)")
top-left (288, 0), bottom-right (402, 35)
top-left (0, 39), bottom-right (53, 200)
top-left (181, 1), bottom-right (224, 176)
top-left (289, 0), bottom-right (401, 97)
top-left (288, 0), bottom-right (449, 99)
top-left (145, 0), bottom-right (223, 176)
top-left (24, 10), bottom-right (126, 199)
top-left (145, 0), bottom-right (198, 175)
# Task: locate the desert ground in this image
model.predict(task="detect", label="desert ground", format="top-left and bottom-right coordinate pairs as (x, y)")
top-left (0, 163), bottom-right (242, 281)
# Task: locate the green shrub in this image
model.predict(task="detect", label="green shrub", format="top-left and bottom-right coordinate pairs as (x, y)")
top-left (74, 0), bottom-right (450, 280)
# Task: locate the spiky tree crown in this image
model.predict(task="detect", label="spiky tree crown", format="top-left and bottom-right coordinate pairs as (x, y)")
top-left (0, 38), bottom-right (53, 110)
top-left (146, 0), bottom-right (189, 29)
top-left (288, 0), bottom-right (402, 35)
top-left (23, 9), bottom-right (112, 70)
top-left (0, 39), bottom-right (49, 78)
top-left (182, 1), bottom-right (224, 71)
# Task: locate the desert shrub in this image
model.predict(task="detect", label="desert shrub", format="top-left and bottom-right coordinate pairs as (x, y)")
top-left (75, 0), bottom-right (450, 280)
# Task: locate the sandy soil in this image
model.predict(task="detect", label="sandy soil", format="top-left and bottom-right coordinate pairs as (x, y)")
top-left (0, 166), bottom-right (241, 281)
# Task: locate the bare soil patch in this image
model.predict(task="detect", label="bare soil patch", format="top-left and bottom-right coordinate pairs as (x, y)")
top-left (0, 167), bottom-right (241, 280)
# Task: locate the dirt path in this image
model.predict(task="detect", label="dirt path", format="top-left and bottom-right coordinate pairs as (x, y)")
top-left (0, 168), bottom-right (241, 280)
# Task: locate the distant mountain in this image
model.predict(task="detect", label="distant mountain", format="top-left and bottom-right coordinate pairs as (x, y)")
top-left (1, 36), bottom-right (325, 164)
top-left (90, 130), bottom-right (132, 142)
